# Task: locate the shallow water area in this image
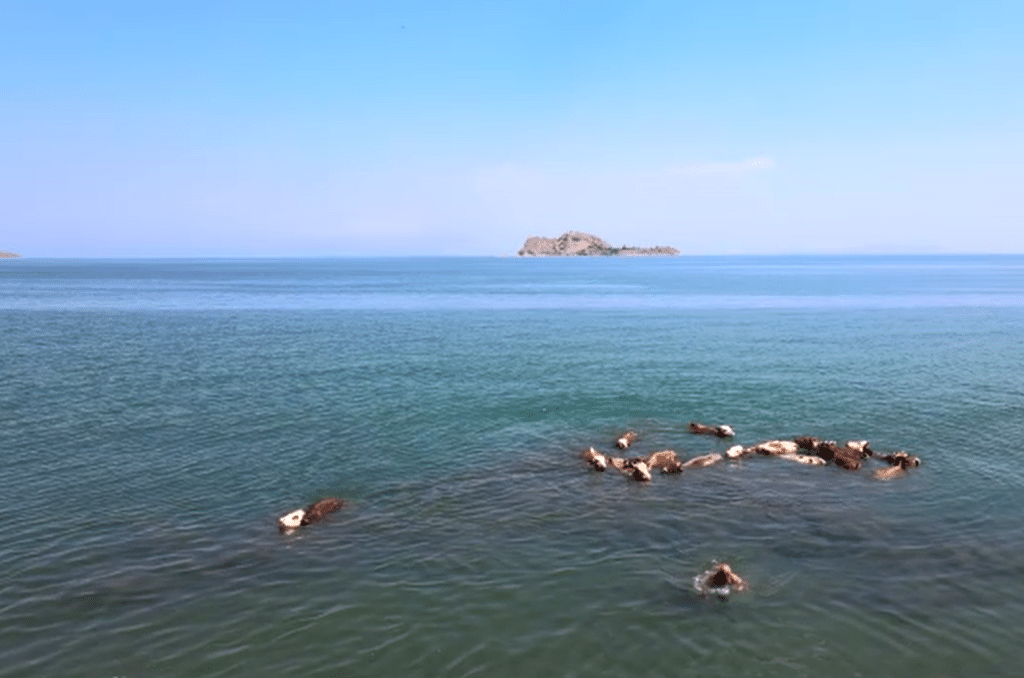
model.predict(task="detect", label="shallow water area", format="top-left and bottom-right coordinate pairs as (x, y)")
top-left (2, 255), bottom-right (1023, 677)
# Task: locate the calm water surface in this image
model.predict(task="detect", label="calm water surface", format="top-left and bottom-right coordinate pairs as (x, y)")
top-left (1, 256), bottom-right (1023, 677)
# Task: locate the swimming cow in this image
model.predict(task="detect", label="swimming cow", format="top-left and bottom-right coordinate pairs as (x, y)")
top-left (704, 562), bottom-right (748, 590)
top-left (794, 436), bottom-right (821, 452)
top-left (682, 452), bottom-right (724, 469)
top-left (845, 440), bottom-right (873, 456)
top-left (694, 562), bottom-right (749, 599)
top-left (750, 440), bottom-right (800, 456)
top-left (725, 439), bottom-right (824, 465)
top-left (724, 445), bottom-right (748, 459)
top-left (825, 442), bottom-right (873, 470)
top-left (689, 422), bottom-right (735, 438)
top-left (616, 431), bottom-right (639, 449)
top-left (880, 450), bottom-right (920, 468)
top-left (777, 453), bottom-right (827, 466)
top-left (278, 497), bottom-right (347, 531)
top-left (873, 451), bottom-right (922, 480)
top-left (646, 449), bottom-right (684, 474)
top-left (594, 451), bottom-right (684, 480)
top-left (795, 438), bottom-right (873, 470)
top-left (583, 446), bottom-right (609, 471)
top-left (624, 459), bottom-right (652, 482)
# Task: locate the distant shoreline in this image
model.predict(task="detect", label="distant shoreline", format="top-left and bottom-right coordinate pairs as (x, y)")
top-left (0, 251), bottom-right (21, 259)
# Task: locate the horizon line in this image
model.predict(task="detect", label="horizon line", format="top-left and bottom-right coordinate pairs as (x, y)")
top-left (4, 251), bottom-right (1024, 260)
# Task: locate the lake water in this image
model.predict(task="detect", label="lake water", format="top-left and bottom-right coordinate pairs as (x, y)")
top-left (2, 256), bottom-right (1023, 677)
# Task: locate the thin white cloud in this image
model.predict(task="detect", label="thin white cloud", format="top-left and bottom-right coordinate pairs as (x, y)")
top-left (470, 162), bottom-right (546, 195)
top-left (470, 156), bottom-right (777, 196)
top-left (666, 156), bottom-right (777, 177)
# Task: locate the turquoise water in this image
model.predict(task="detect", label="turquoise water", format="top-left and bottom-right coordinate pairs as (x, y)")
top-left (2, 256), bottom-right (1023, 677)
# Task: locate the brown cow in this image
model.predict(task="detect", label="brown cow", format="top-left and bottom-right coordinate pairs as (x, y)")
top-left (616, 431), bottom-right (639, 449)
top-left (278, 497), bottom-right (347, 531)
top-left (582, 446), bottom-right (609, 471)
top-left (689, 422), bottom-right (735, 438)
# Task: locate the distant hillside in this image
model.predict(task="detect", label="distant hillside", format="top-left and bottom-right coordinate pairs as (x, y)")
top-left (518, 231), bottom-right (679, 257)
top-left (0, 251), bottom-right (21, 258)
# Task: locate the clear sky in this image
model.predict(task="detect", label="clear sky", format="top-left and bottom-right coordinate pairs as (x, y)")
top-left (2, 0), bottom-right (1022, 256)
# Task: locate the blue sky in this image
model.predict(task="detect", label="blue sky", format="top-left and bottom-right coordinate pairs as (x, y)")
top-left (2, 0), bottom-right (1022, 256)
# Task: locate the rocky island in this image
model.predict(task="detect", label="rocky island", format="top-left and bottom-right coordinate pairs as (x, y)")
top-left (518, 231), bottom-right (678, 257)
top-left (0, 251), bottom-right (21, 258)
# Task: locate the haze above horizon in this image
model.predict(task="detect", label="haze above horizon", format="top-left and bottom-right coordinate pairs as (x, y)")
top-left (2, 1), bottom-right (1022, 257)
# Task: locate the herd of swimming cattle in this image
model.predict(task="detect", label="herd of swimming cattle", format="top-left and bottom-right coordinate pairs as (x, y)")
top-left (583, 421), bottom-right (922, 483)
top-left (579, 421), bottom-right (922, 594)
top-left (278, 420), bottom-right (922, 595)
